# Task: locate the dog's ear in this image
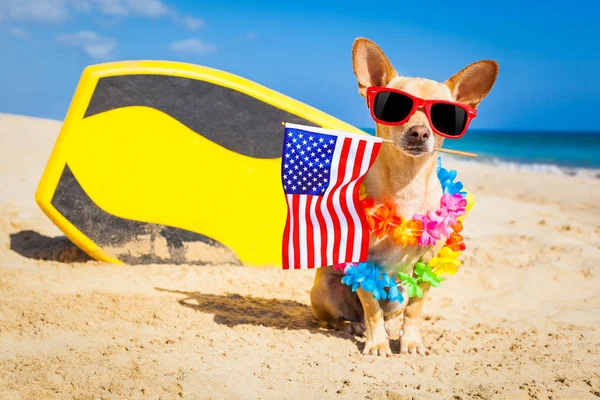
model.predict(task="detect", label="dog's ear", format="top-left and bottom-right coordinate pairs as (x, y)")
top-left (445, 60), bottom-right (498, 108)
top-left (352, 38), bottom-right (397, 98)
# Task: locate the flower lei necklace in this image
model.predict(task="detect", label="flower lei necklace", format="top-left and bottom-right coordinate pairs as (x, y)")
top-left (336, 157), bottom-right (473, 303)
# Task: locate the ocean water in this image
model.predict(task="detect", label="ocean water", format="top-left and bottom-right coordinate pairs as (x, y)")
top-left (362, 128), bottom-right (600, 171)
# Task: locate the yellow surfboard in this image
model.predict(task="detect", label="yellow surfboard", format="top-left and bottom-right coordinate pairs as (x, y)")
top-left (35, 61), bottom-right (367, 266)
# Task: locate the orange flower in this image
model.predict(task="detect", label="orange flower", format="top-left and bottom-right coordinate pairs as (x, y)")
top-left (446, 232), bottom-right (463, 244)
top-left (360, 196), bottom-right (375, 212)
top-left (393, 219), bottom-right (424, 247)
top-left (447, 241), bottom-right (466, 252)
top-left (446, 222), bottom-right (466, 251)
top-left (452, 220), bottom-right (463, 233)
top-left (371, 204), bottom-right (402, 239)
top-left (361, 197), bottom-right (376, 231)
top-left (365, 213), bottom-right (376, 232)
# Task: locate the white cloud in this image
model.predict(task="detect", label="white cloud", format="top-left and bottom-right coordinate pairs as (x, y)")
top-left (244, 31), bottom-right (257, 40)
top-left (125, 0), bottom-right (168, 17)
top-left (69, 0), bottom-right (92, 12)
top-left (91, 0), bottom-right (128, 15)
top-left (180, 15), bottom-right (205, 31)
top-left (169, 38), bottom-right (215, 56)
top-left (77, 0), bottom-right (168, 17)
top-left (0, 0), bottom-right (204, 27)
top-left (0, 0), bottom-right (71, 23)
top-left (8, 27), bottom-right (31, 39)
top-left (56, 30), bottom-right (116, 59)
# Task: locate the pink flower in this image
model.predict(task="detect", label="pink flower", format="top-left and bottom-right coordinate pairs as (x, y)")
top-left (414, 213), bottom-right (442, 246)
top-left (436, 194), bottom-right (467, 232)
top-left (433, 211), bottom-right (455, 238)
top-left (428, 210), bottom-right (455, 240)
top-left (440, 193), bottom-right (467, 220)
top-left (440, 221), bottom-right (455, 238)
top-left (333, 262), bottom-right (355, 272)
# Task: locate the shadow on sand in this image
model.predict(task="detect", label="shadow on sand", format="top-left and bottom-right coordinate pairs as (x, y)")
top-left (9, 230), bottom-right (92, 263)
top-left (156, 287), bottom-right (363, 346)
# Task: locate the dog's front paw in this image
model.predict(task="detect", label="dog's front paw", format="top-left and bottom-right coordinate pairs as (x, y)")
top-left (400, 328), bottom-right (430, 355)
top-left (363, 338), bottom-right (392, 357)
top-left (363, 328), bottom-right (391, 357)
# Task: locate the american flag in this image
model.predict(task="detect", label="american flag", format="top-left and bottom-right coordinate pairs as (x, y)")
top-left (281, 123), bottom-right (382, 270)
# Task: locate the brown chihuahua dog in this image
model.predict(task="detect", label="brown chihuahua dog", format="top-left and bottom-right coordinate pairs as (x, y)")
top-left (310, 38), bottom-right (498, 356)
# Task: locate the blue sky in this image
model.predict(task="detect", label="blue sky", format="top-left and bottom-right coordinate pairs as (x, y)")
top-left (0, 0), bottom-right (598, 130)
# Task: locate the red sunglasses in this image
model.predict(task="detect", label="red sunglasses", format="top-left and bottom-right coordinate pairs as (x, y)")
top-left (366, 86), bottom-right (477, 139)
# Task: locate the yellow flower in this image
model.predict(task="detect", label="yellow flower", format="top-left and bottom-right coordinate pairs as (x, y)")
top-left (393, 219), bottom-right (423, 247)
top-left (457, 190), bottom-right (475, 223)
top-left (359, 183), bottom-right (368, 201)
top-left (429, 246), bottom-right (462, 277)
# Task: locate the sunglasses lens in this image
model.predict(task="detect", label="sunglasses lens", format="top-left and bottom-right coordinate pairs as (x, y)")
top-left (373, 91), bottom-right (414, 123)
top-left (430, 103), bottom-right (468, 137)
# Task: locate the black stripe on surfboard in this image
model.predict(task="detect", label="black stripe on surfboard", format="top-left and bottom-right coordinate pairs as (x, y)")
top-left (51, 164), bottom-right (240, 265)
top-left (83, 74), bottom-right (319, 159)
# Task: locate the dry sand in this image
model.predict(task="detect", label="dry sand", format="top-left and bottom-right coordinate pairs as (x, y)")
top-left (1, 112), bottom-right (599, 399)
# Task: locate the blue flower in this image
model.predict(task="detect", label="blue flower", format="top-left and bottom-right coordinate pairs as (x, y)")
top-left (387, 280), bottom-right (402, 303)
top-left (437, 156), bottom-right (467, 197)
top-left (340, 264), bottom-right (365, 291)
top-left (341, 261), bottom-right (404, 303)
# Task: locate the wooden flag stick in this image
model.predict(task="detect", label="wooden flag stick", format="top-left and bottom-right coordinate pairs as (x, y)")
top-left (433, 147), bottom-right (478, 158)
top-left (281, 122), bottom-right (477, 158)
top-left (377, 138), bottom-right (478, 158)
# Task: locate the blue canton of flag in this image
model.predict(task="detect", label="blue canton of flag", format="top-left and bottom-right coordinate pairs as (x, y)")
top-left (282, 128), bottom-right (337, 196)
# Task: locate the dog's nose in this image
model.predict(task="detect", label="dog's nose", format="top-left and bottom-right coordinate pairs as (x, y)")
top-left (406, 125), bottom-right (430, 144)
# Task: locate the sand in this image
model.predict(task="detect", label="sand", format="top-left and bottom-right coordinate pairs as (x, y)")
top-left (1, 112), bottom-right (599, 400)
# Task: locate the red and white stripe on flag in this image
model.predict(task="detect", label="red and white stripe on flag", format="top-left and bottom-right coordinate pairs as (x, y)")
top-left (281, 123), bottom-right (382, 269)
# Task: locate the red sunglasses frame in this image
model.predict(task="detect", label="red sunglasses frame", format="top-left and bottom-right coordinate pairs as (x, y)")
top-left (366, 86), bottom-right (477, 139)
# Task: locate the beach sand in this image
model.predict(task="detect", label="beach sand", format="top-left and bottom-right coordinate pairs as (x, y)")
top-left (1, 112), bottom-right (599, 399)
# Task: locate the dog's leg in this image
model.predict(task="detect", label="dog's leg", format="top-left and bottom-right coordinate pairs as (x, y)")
top-left (357, 288), bottom-right (391, 356)
top-left (310, 267), bottom-right (365, 336)
top-left (381, 293), bottom-right (408, 340)
top-left (327, 318), bottom-right (366, 336)
top-left (400, 283), bottom-right (430, 355)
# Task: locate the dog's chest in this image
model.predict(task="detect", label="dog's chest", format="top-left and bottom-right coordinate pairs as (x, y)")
top-left (367, 182), bottom-right (443, 276)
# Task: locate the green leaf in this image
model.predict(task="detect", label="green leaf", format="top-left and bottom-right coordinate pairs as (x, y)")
top-left (398, 272), bottom-right (411, 282)
top-left (428, 276), bottom-right (442, 287)
top-left (398, 272), bottom-right (424, 298)
top-left (414, 262), bottom-right (427, 273)
top-left (414, 262), bottom-right (444, 288)
top-left (415, 284), bottom-right (424, 298)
